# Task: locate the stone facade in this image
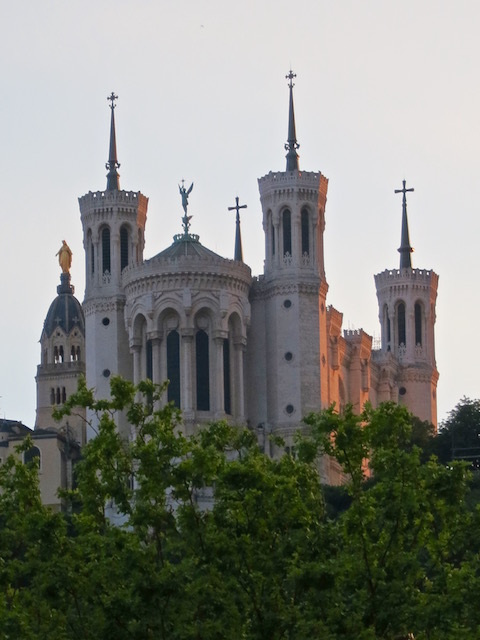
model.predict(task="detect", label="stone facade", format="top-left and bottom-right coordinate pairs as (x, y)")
top-left (28, 78), bottom-right (439, 491)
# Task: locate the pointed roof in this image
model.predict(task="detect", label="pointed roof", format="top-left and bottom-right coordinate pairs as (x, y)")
top-left (106, 92), bottom-right (121, 191)
top-left (395, 180), bottom-right (414, 269)
top-left (285, 70), bottom-right (300, 171)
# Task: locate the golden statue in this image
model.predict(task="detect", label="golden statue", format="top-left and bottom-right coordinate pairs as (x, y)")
top-left (56, 240), bottom-right (72, 274)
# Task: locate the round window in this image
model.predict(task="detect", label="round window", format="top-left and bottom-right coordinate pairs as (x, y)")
top-left (102, 317), bottom-right (110, 326)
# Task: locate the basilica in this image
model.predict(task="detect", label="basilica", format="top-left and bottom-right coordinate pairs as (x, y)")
top-left (1, 73), bottom-right (439, 506)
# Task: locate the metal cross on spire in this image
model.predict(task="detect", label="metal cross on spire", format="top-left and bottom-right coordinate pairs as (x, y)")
top-left (285, 69), bottom-right (299, 171)
top-left (228, 196), bottom-right (247, 261)
top-left (395, 179), bottom-right (414, 270)
top-left (107, 92), bottom-right (118, 109)
top-left (286, 69), bottom-right (296, 88)
top-left (106, 92), bottom-right (120, 190)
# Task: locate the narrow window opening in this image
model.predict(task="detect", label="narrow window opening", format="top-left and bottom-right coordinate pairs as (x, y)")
top-left (415, 303), bottom-right (422, 346)
top-left (120, 227), bottom-right (129, 271)
top-left (167, 330), bottom-right (180, 408)
top-left (283, 209), bottom-right (292, 256)
top-left (196, 330), bottom-right (210, 411)
top-left (397, 303), bottom-right (406, 346)
top-left (301, 208), bottom-right (310, 255)
top-left (102, 228), bottom-right (111, 274)
top-left (146, 339), bottom-right (153, 381)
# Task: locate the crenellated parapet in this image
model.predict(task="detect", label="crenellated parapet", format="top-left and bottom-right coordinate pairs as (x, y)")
top-left (79, 189), bottom-right (148, 231)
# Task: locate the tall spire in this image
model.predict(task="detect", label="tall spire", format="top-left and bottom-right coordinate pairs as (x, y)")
top-left (394, 179), bottom-right (414, 269)
top-left (106, 92), bottom-right (120, 191)
top-left (228, 197), bottom-right (247, 261)
top-left (285, 70), bottom-right (300, 171)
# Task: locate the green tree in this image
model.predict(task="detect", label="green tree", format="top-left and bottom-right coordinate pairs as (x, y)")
top-left (2, 382), bottom-right (480, 639)
top-left (427, 397), bottom-right (480, 466)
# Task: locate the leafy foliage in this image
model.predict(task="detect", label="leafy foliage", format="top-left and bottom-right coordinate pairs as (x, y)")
top-left (2, 382), bottom-right (480, 638)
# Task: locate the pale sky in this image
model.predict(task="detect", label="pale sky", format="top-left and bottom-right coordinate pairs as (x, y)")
top-left (1, 0), bottom-right (478, 427)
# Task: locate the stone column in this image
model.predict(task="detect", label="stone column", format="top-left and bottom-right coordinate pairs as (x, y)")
top-left (213, 331), bottom-right (227, 418)
top-left (233, 337), bottom-right (246, 422)
top-left (130, 341), bottom-right (142, 401)
top-left (181, 329), bottom-right (194, 416)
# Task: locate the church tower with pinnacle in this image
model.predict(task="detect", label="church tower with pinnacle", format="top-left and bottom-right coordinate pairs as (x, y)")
top-left (248, 71), bottom-right (329, 449)
top-left (374, 181), bottom-right (439, 425)
top-left (79, 94), bottom-right (149, 436)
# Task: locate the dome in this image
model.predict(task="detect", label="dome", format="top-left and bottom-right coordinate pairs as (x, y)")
top-left (148, 233), bottom-right (224, 262)
top-left (42, 273), bottom-right (85, 338)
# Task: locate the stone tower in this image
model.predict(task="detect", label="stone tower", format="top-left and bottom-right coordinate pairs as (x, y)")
top-left (374, 181), bottom-right (439, 426)
top-left (248, 71), bottom-right (329, 448)
top-left (79, 93), bottom-right (149, 436)
top-left (36, 264), bottom-right (86, 445)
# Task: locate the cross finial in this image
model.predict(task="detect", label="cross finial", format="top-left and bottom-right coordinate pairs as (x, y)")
top-left (394, 179), bottom-right (414, 202)
top-left (228, 196), bottom-right (247, 219)
top-left (107, 92), bottom-right (118, 110)
top-left (286, 69), bottom-right (296, 89)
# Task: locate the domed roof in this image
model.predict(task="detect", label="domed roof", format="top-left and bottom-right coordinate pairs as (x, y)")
top-left (148, 233), bottom-right (224, 262)
top-left (43, 273), bottom-right (85, 338)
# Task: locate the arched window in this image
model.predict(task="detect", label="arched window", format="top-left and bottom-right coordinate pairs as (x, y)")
top-left (54, 346), bottom-right (59, 363)
top-left (24, 446), bottom-right (41, 468)
top-left (301, 207), bottom-right (310, 255)
top-left (76, 346), bottom-right (81, 361)
top-left (120, 226), bottom-right (129, 271)
top-left (167, 330), bottom-right (180, 407)
top-left (196, 330), bottom-right (210, 411)
top-left (397, 302), bottom-right (406, 346)
top-left (56, 388), bottom-right (61, 405)
top-left (59, 346), bottom-right (64, 363)
top-left (50, 388), bottom-right (55, 404)
top-left (62, 387), bottom-right (67, 403)
top-left (415, 302), bottom-right (422, 346)
top-left (223, 338), bottom-right (231, 415)
top-left (102, 227), bottom-right (111, 274)
top-left (283, 209), bottom-right (292, 256)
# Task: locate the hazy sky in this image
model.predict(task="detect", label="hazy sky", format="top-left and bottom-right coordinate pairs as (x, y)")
top-left (1, 1), bottom-right (478, 427)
